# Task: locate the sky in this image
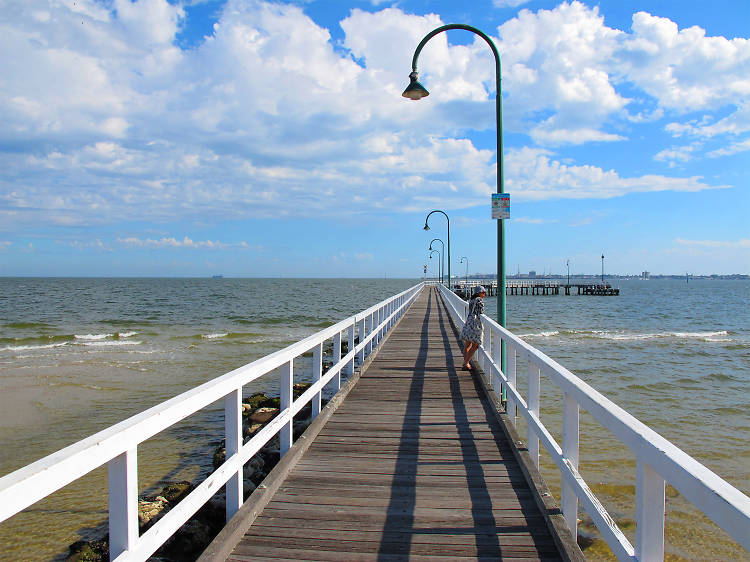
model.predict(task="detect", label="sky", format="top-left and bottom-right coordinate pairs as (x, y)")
top-left (1, 0), bottom-right (748, 278)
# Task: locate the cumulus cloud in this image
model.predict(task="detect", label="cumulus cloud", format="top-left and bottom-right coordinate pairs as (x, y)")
top-left (506, 147), bottom-right (722, 200)
top-left (0, 0), bottom-right (743, 237)
top-left (116, 236), bottom-right (252, 249)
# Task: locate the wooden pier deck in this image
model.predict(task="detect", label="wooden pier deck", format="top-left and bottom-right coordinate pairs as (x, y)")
top-left (201, 286), bottom-right (580, 561)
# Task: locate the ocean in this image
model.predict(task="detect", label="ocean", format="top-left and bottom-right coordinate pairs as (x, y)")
top-left (0, 277), bottom-right (748, 560)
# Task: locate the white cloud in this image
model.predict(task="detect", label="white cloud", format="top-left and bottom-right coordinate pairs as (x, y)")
top-left (506, 147), bottom-right (722, 200)
top-left (619, 13), bottom-right (750, 113)
top-left (676, 238), bottom-right (750, 249)
top-left (116, 236), bottom-right (251, 249)
top-left (707, 137), bottom-right (750, 158)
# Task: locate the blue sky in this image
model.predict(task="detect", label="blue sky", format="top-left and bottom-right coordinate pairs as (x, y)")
top-left (1, 0), bottom-right (748, 277)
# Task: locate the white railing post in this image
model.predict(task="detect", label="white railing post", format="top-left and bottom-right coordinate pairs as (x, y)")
top-left (224, 387), bottom-right (242, 521)
top-left (333, 330), bottom-right (342, 390)
top-left (312, 342), bottom-right (322, 419)
top-left (561, 392), bottom-right (580, 535)
top-left (347, 322), bottom-right (356, 376)
top-left (365, 314), bottom-right (372, 356)
top-left (492, 328), bottom-right (501, 390)
top-left (635, 460), bottom-right (666, 561)
top-left (506, 345), bottom-right (517, 425)
top-left (280, 360), bottom-right (293, 456)
top-left (527, 362), bottom-right (540, 468)
top-left (108, 448), bottom-right (138, 560)
top-left (356, 317), bottom-right (365, 367)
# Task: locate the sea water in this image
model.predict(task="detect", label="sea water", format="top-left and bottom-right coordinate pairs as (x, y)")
top-left (0, 277), bottom-right (748, 560)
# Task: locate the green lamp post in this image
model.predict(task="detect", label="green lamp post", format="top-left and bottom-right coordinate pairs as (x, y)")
top-left (424, 210), bottom-right (450, 288)
top-left (429, 238), bottom-right (445, 285)
top-left (460, 256), bottom-right (469, 287)
top-left (404, 24), bottom-right (507, 373)
top-left (429, 249), bottom-right (442, 283)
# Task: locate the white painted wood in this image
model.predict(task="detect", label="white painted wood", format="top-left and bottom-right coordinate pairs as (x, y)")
top-left (506, 346), bottom-right (517, 426)
top-left (562, 392), bottom-right (580, 535)
top-left (311, 342), bottom-right (322, 419)
top-left (346, 323), bottom-right (356, 376)
top-left (108, 448), bottom-right (138, 560)
top-left (333, 331), bottom-right (342, 391)
top-left (356, 318), bottom-right (365, 367)
top-left (224, 388), bottom-right (243, 521)
top-left (527, 362), bottom-right (541, 468)
top-left (279, 360), bottom-right (293, 456)
top-left (636, 460), bottom-right (666, 561)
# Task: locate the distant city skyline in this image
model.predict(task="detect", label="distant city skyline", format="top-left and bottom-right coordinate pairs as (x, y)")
top-left (1, 0), bottom-right (748, 277)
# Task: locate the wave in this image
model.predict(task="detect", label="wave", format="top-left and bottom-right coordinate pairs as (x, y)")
top-left (73, 340), bottom-right (142, 347)
top-left (202, 333), bottom-right (228, 340)
top-left (1, 342), bottom-right (68, 352)
top-left (116, 331), bottom-right (138, 338)
top-left (75, 333), bottom-right (114, 341)
top-left (565, 329), bottom-right (733, 342)
top-left (519, 330), bottom-right (560, 338)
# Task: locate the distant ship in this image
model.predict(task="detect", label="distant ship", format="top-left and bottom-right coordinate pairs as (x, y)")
top-left (212, 275), bottom-right (224, 279)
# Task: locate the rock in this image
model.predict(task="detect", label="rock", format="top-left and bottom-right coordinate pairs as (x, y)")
top-left (67, 539), bottom-right (108, 561)
top-left (138, 496), bottom-right (168, 526)
top-left (249, 407), bottom-right (279, 424)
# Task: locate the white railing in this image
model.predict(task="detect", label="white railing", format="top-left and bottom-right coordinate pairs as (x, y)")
top-left (0, 283), bottom-right (424, 561)
top-left (438, 284), bottom-right (750, 561)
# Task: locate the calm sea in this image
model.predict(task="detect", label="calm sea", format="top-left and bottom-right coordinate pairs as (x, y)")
top-left (0, 277), bottom-right (748, 560)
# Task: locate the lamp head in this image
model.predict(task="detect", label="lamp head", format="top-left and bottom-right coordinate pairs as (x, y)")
top-left (423, 223), bottom-right (430, 231)
top-left (402, 71), bottom-right (429, 100)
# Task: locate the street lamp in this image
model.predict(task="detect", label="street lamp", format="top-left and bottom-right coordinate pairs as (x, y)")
top-left (566, 259), bottom-right (570, 287)
top-left (423, 210), bottom-right (451, 289)
top-left (460, 256), bottom-right (469, 287)
top-left (429, 238), bottom-right (445, 286)
top-left (405, 24), bottom-right (506, 371)
top-left (429, 249), bottom-right (441, 283)
top-left (601, 254), bottom-right (605, 285)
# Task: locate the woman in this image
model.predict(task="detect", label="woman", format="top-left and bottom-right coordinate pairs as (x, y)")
top-left (460, 285), bottom-right (486, 370)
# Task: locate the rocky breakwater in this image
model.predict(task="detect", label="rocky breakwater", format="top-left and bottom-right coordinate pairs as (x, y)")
top-left (67, 382), bottom-right (325, 562)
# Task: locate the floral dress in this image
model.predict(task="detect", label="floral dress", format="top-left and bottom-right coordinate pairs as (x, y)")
top-left (460, 296), bottom-right (484, 345)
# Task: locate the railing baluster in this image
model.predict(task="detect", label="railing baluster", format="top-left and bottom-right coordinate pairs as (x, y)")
top-left (312, 342), bottom-right (323, 419)
top-left (365, 313), bottom-right (373, 356)
top-left (357, 317), bottom-right (365, 367)
top-left (345, 322), bottom-right (355, 376)
top-left (224, 387), bottom-right (242, 521)
top-left (279, 360), bottom-right (293, 456)
top-left (333, 330), bottom-right (342, 390)
top-left (527, 362), bottom-right (540, 468)
top-left (506, 346), bottom-right (517, 425)
top-left (492, 327), bottom-right (502, 398)
top-left (562, 392), bottom-right (580, 535)
top-left (636, 460), bottom-right (666, 561)
top-left (108, 448), bottom-right (138, 559)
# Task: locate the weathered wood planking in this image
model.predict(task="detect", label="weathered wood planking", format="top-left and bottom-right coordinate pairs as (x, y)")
top-left (223, 287), bottom-right (568, 561)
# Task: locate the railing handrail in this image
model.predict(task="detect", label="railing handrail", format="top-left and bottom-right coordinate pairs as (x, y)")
top-left (437, 284), bottom-right (750, 560)
top-left (0, 282), bottom-right (425, 560)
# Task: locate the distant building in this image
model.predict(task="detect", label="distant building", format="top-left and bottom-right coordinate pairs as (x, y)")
top-left (529, 270), bottom-right (536, 278)
top-left (641, 271), bottom-right (650, 279)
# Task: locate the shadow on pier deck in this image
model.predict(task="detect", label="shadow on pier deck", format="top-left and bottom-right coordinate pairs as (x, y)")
top-left (200, 286), bottom-right (582, 562)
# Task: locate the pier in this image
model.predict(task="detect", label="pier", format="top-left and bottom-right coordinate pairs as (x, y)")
top-left (199, 286), bottom-right (578, 561)
top-left (453, 281), bottom-right (620, 298)
top-left (0, 283), bottom-right (747, 561)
